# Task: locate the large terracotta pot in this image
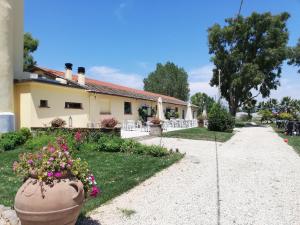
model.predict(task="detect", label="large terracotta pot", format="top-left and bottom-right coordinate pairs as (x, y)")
top-left (14, 178), bottom-right (85, 225)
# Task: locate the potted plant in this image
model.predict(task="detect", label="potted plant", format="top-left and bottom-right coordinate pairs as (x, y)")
top-left (50, 118), bottom-right (66, 128)
top-left (13, 136), bottom-right (100, 225)
top-left (100, 117), bottom-right (120, 135)
top-left (150, 118), bottom-right (162, 136)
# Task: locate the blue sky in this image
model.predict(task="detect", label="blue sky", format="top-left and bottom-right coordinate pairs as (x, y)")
top-left (25, 0), bottom-right (300, 99)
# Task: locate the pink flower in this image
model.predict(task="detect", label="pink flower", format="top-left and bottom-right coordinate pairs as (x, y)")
top-left (48, 157), bottom-right (54, 162)
top-left (27, 159), bottom-right (33, 165)
top-left (54, 172), bottom-right (62, 178)
top-left (90, 175), bottom-right (95, 182)
top-left (61, 144), bottom-right (68, 151)
top-left (48, 146), bottom-right (55, 153)
top-left (47, 171), bottom-right (53, 177)
top-left (75, 131), bottom-right (82, 142)
top-left (60, 162), bottom-right (66, 169)
top-left (90, 186), bottom-right (100, 197)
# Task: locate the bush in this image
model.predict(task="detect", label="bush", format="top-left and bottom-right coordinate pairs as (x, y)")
top-left (278, 112), bottom-right (294, 121)
top-left (0, 128), bottom-right (32, 151)
top-left (96, 135), bottom-right (124, 152)
top-left (208, 103), bottom-right (235, 132)
top-left (95, 135), bottom-right (170, 157)
top-left (101, 117), bottom-right (118, 128)
top-left (24, 134), bottom-right (56, 151)
top-left (51, 118), bottom-right (66, 128)
top-left (258, 109), bottom-right (273, 123)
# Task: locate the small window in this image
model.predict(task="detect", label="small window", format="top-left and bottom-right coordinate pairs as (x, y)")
top-left (175, 107), bottom-right (178, 112)
top-left (39, 100), bottom-right (49, 108)
top-left (65, 102), bottom-right (82, 109)
top-left (124, 102), bottom-right (132, 114)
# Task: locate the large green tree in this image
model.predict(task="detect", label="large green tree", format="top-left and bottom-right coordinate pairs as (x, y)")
top-left (288, 38), bottom-right (300, 73)
top-left (191, 92), bottom-right (215, 115)
top-left (24, 32), bottom-right (39, 71)
top-left (144, 62), bottom-right (190, 101)
top-left (208, 12), bottom-right (290, 116)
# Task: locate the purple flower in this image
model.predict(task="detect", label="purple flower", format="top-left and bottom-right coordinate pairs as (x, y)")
top-left (47, 171), bottom-right (53, 177)
top-left (27, 159), bottom-right (33, 165)
top-left (49, 157), bottom-right (54, 162)
top-left (54, 172), bottom-right (62, 178)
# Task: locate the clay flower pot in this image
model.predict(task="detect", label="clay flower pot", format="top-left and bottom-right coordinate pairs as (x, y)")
top-left (15, 177), bottom-right (85, 225)
top-left (150, 124), bottom-right (162, 136)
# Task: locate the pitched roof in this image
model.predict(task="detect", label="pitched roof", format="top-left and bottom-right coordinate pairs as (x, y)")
top-left (32, 67), bottom-right (188, 106)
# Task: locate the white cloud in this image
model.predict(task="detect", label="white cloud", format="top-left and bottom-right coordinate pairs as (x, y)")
top-left (188, 64), bottom-right (217, 97)
top-left (189, 64), bottom-right (214, 81)
top-left (88, 66), bottom-right (144, 90)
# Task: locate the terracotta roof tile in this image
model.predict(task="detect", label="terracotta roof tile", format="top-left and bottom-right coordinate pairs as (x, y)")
top-left (33, 67), bottom-right (187, 106)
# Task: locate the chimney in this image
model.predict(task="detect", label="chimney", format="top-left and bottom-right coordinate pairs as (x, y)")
top-left (77, 67), bottom-right (85, 85)
top-left (65, 63), bottom-right (73, 80)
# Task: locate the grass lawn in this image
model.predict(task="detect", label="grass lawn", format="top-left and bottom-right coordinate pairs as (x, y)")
top-left (162, 127), bottom-right (234, 142)
top-left (0, 147), bottom-right (182, 215)
top-left (272, 125), bottom-right (300, 154)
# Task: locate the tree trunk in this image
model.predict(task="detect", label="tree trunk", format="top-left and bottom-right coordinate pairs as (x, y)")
top-left (229, 105), bottom-right (237, 117)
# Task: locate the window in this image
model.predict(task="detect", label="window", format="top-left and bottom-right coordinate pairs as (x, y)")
top-left (182, 109), bottom-right (185, 119)
top-left (39, 100), bottom-right (49, 108)
top-left (124, 102), bottom-right (132, 114)
top-left (175, 107), bottom-right (178, 112)
top-left (65, 102), bottom-right (82, 109)
top-left (99, 99), bottom-right (111, 115)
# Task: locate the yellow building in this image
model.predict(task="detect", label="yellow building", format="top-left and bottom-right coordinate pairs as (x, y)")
top-left (14, 64), bottom-right (194, 129)
top-left (0, 0), bottom-right (195, 132)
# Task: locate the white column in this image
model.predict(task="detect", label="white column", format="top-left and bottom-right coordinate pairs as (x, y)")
top-left (13, 0), bottom-right (24, 78)
top-left (0, 0), bottom-right (21, 132)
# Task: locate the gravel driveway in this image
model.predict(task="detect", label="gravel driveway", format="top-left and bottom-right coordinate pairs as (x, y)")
top-left (86, 126), bottom-right (300, 225)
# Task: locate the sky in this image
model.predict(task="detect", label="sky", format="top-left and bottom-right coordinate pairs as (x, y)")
top-left (25, 0), bottom-right (300, 100)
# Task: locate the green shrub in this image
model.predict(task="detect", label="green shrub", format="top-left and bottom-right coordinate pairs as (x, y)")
top-left (96, 135), bottom-right (170, 157)
top-left (144, 145), bottom-right (169, 157)
top-left (24, 134), bottom-right (56, 151)
top-left (258, 109), bottom-right (273, 122)
top-left (96, 135), bottom-right (125, 152)
top-left (208, 103), bottom-right (235, 132)
top-left (277, 112), bottom-right (294, 121)
top-left (0, 128), bottom-right (32, 151)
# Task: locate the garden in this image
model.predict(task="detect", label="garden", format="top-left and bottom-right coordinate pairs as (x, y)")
top-left (0, 127), bottom-right (183, 223)
top-left (163, 103), bottom-right (235, 142)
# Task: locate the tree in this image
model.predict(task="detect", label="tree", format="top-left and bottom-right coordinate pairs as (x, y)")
top-left (257, 98), bottom-right (278, 112)
top-left (191, 92), bottom-right (215, 115)
top-left (24, 32), bottom-right (39, 71)
top-left (208, 12), bottom-right (290, 116)
top-left (288, 39), bottom-right (300, 73)
top-left (144, 62), bottom-right (190, 101)
top-left (241, 99), bottom-right (257, 118)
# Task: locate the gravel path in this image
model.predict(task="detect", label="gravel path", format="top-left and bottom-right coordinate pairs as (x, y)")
top-left (87, 126), bottom-right (300, 225)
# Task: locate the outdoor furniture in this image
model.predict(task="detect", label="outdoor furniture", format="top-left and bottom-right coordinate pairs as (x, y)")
top-left (124, 120), bottom-right (135, 131)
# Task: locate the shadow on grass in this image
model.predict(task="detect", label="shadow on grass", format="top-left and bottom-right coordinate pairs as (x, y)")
top-left (76, 216), bottom-right (102, 225)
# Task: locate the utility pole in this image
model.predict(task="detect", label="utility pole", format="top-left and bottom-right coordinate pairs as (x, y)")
top-left (218, 69), bottom-right (221, 102)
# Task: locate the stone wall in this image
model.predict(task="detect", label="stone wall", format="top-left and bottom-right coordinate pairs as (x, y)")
top-left (0, 205), bottom-right (20, 225)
